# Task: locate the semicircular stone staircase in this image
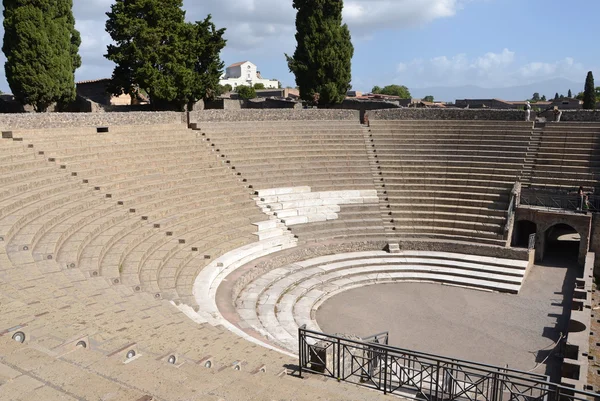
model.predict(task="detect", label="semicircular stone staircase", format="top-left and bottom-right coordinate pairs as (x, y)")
top-left (233, 250), bottom-right (529, 352)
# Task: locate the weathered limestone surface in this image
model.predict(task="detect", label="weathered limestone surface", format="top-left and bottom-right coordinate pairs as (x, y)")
top-left (0, 111), bottom-right (186, 129)
top-left (190, 109), bottom-right (359, 122)
top-left (370, 108), bottom-right (527, 121)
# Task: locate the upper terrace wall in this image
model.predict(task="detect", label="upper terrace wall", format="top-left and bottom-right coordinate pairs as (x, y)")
top-left (0, 111), bottom-right (186, 129)
top-left (370, 108), bottom-right (526, 121)
top-left (537, 109), bottom-right (600, 122)
top-left (370, 108), bottom-right (600, 122)
top-left (189, 109), bottom-right (359, 122)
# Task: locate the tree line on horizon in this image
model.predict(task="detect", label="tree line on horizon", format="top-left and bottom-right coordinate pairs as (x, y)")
top-left (2, 0), bottom-right (354, 111)
top-left (527, 72), bottom-right (597, 109)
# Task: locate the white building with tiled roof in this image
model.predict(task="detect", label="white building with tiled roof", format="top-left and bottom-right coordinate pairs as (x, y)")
top-left (219, 61), bottom-right (279, 89)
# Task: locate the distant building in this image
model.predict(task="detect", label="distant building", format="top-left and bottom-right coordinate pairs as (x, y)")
top-left (455, 98), bottom-right (583, 110)
top-left (455, 99), bottom-right (515, 109)
top-left (549, 97), bottom-right (582, 109)
top-left (220, 61), bottom-right (279, 89)
top-left (76, 79), bottom-right (134, 106)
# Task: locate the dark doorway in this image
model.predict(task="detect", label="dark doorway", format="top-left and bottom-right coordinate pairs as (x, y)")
top-left (544, 224), bottom-right (580, 264)
top-left (512, 220), bottom-right (537, 248)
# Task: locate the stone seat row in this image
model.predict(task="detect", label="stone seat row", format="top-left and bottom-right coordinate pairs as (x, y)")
top-left (367, 121), bottom-right (528, 245)
top-left (368, 129), bottom-right (534, 137)
top-left (1, 132), bottom-right (271, 307)
top-left (369, 120), bottom-right (532, 127)
top-left (370, 137), bottom-right (532, 146)
top-left (0, 253), bottom-right (290, 379)
top-left (234, 250), bottom-right (528, 351)
top-left (4, 176), bottom-right (251, 253)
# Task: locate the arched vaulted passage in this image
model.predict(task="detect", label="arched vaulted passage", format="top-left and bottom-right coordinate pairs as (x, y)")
top-left (544, 223), bottom-right (581, 264)
top-left (512, 220), bottom-right (537, 248)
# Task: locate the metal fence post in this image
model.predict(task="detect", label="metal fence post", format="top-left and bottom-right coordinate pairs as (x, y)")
top-left (383, 348), bottom-right (388, 395)
top-left (298, 327), bottom-right (303, 378)
top-left (434, 360), bottom-right (441, 401)
top-left (337, 338), bottom-right (341, 381)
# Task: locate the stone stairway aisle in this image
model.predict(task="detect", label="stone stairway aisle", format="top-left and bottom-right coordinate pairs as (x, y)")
top-left (520, 123), bottom-right (543, 187)
top-left (362, 125), bottom-right (395, 240)
top-left (192, 127), bottom-right (297, 245)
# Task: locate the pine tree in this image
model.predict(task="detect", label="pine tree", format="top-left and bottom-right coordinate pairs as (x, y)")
top-left (3, 0), bottom-right (81, 111)
top-left (568, 89), bottom-right (572, 98)
top-left (286, 0), bottom-right (354, 105)
top-left (105, 0), bottom-right (226, 110)
top-left (583, 71), bottom-right (596, 109)
top-left (554, 93), bottom-right (559, 100)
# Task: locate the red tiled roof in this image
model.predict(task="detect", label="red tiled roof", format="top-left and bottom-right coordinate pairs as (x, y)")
top-left (227, 61), bottom-right (249, 68)
top-left (76, 78), bottom-right (111, 85)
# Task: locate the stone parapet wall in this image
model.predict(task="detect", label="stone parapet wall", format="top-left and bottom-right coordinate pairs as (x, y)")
top-left (392, 240), bottom-right (530, 260)
top-left (0, 111), bottom-right (186, 129)
top-left (538, 109), bottom-right (600, 122)
top-left (370, 108), bottom-right (526, 121)
top-left (189, 109), bottom-right (359, 122)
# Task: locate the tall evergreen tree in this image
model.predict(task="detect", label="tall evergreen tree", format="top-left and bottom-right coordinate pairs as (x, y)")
top-left (286, 0), bottom-right (354, 105)
top-left (583, 71), bottom-right (596, 109)
top-left (3, 0), bottom-right (81, 111)
top-left (568, 89), bottom-right (572, 98)
top-left (105, 0), bottom-right (226, 110)
top-left (554, 93), bottom-right (559, 100)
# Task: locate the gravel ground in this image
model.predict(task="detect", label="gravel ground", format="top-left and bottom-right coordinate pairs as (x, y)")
top-left (317, 259), bottom-right (578, 375)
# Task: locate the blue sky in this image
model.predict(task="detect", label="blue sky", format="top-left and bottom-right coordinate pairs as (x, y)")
top-left (0, 0), bottom-right (596, 96)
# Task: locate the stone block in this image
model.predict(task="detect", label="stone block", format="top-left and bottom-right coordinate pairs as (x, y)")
top-left (282, 216), bottom-right (309, 226)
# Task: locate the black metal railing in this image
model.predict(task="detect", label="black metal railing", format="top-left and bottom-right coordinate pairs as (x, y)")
top-left (520, 189), bottom-right (600, 213)
top-left (362, 331), bottom-right (389, 346)
top-left (298, 327), bottom-right (599, 401)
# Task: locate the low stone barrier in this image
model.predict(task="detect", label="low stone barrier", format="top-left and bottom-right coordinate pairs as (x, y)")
top-left (189, 109), bottom-right (359, 122)
top-left (561, 252), bottom-right (594, 390)
top-left (0, 111), bottom-right (186, 129)
top-left (370, 108), bottom-right (526, 121)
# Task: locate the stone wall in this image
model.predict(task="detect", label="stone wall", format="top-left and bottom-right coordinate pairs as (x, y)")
top-left (189, 109), bottom-right (359, 122)
top-left (589, 214), bottom-right (600, 275)
top-left (537, 109), bottom-right (600, 122)
top-left (515, 208), bottom-right (592, 266)
top-left (370, 108), bottom-right (526, 121)
top-left (0, 111), bottom-right (186, 129)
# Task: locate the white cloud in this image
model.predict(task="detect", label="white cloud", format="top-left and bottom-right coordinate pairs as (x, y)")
top-left (394, 49), bottom-right (588, 88)
top-left (0, 0), bottom-right (473, 91)
top-left (343, 0), bottom-right (465, 31)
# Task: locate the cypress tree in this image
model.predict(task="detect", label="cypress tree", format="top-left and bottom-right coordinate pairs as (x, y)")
top-left (286, 0), bottom-right (354, 105)
top-left (3, 0), bottom-right (81, 112)
top-left (583, 71), bottom-right (596, 109)
top-left (105, 0), bottom-right (226, 110)
top-left (568, 89), bottom-right (572, 98)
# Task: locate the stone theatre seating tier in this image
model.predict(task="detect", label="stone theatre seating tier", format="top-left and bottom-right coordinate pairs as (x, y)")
top-left (369, 120), bottom-right (535, 245)
top-left (5, 125), bottom-right (268, 309)
top-left (1, 126), bottom-right (394, 401)
top-left (530, 122), bottom-right (600, 190)
top-left (0, 118), bottom-right (547, 400)
top-left (193, 120), bottom-right (388, 243)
